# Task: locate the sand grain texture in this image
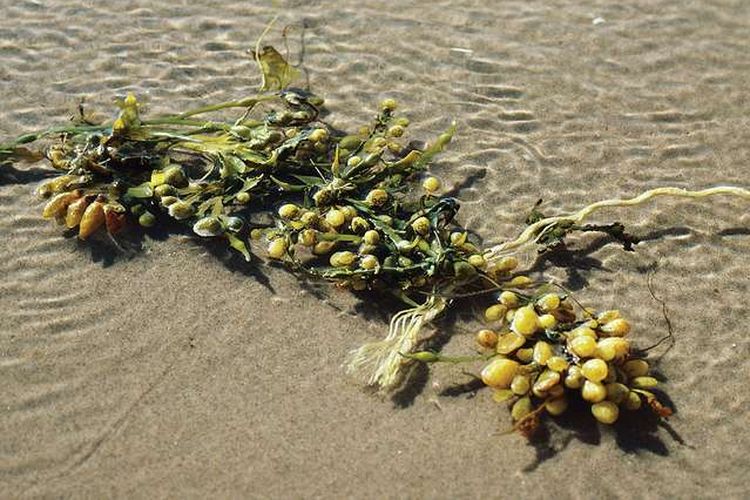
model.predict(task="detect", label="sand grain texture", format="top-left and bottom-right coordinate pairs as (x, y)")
top-left (1, 1), bottom-right (749, 498)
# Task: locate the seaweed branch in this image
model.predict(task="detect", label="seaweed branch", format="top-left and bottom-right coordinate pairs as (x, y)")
top-left (486, 186), bottom-right (750, 262)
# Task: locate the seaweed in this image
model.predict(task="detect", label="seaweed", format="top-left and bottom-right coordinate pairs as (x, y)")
top-left (2, 34), bottom-right (749, 440)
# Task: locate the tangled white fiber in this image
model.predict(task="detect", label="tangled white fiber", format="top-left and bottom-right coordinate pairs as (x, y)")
top-left (346, 295), bottom-right (447, 391)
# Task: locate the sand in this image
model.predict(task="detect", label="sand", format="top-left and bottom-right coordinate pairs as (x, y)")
top-left (1, 0), bottom-right (749, 498)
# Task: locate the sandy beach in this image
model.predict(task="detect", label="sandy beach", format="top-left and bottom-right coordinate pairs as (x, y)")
top-left (2, 0), bottom-right (749, 497)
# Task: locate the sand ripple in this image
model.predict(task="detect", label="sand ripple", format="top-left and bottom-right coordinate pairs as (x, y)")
top-left (1, 0), bottom-right (749, 497)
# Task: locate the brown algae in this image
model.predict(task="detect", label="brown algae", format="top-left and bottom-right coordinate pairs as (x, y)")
top-left (1, 38), bottom-right (749, 439)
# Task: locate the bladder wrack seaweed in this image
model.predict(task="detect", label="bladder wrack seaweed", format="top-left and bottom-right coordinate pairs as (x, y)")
top-left (2, 40), bottom-right (748, 438)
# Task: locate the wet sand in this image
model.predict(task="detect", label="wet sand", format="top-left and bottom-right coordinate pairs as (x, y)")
top-left (1, 1), bottom-right (749, 497)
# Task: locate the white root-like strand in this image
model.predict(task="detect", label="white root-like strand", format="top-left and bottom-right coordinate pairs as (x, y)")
top-left (485, 186), bottom-right (750, 261)
top-left (346, 295), bottom-right (446, 391)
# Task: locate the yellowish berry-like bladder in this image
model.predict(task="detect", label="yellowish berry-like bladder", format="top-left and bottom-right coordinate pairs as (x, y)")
top-left (365, 188), bottom-right (388, 207)
top-left (422, 176), bottom-right (441, 194)
top-left (481, 358), bottom-right (520, 389)
top-left (476, 329), bottom-right (498, 349)
top-left (581, 358), bottom-right (608, 383)
top-left (325, 209), bottom-right (346, 228)
top-left (363, 229), bottom-right (380, 245)
top-left (495, 256), bottom-right (519, 273)
top-left (511, 396), bottom-right (533, 421)
top-left (536, 293), bottom-right (561, 312)
top-left (568, 326), bottom-right (597, 340)
top-left (278, 203), bottom-right (299, 219)
top-left (597, 310), bottom-right (621, 324)
top-left (600, 318), bottom-right (631, 337)
top-left (359, 254), bottom-right (379, 270)
top-left (623, 359), bottom-right (650, 378)
top-left (605, 382), bottom-right (629, 404)
top-left (468, 254), bottom-right (486, 269)
top-left (313, 240), bottom-right (336, 255)
top-left (499, 290), bottom-right (519, 308)
top-left (632, 376), bottom-right (659, 389)
top-left (537, 313), bottom-right (557, 330)
top-left (565, 366), bottom-right (585, 389)
top-left (495, 332), bottom-right (533, 356)
top-left (532, 370), bottom-right (561, 396)
top-left (570, 336), bottom-right (597, 358)
top-left (591, 401), bottom-right (620, 424)
top-left (581, 380), bottom-right (607, 403)
top-left (545, 396), bottom-right (568, 416)
top-left (511, 374), bottom-right (531, 395)
top-left (78, 198), bottom-right (106, 240)
top-left (547, 356), bottom-right (568, 372)
top-left (532, 341), bottom-right (553, 366)
top-left (623, 391), bottom-right (643, 410)
top-left (511, 306), bottom-right (539, 336)
top-left (330, 251), bottom-right (356, 268)
top-left (65, 197), bottom-right (88, 229)
top-left (267, 238), bottom-right (288, 260)
top-left (484, 304), bottom-right (507, 322)
top-left (43, 190), bottom-right (81, 219)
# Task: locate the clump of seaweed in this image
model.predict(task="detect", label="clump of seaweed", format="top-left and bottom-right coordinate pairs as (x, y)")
top-left (410, 291), bottom-right (672, 436)
top-left (2, 36), bottom-right (748, 438)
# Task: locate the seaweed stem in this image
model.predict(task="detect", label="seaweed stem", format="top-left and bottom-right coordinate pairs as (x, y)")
top-left (486, 186), bottom-right (750, 261)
